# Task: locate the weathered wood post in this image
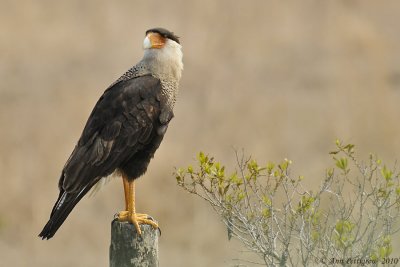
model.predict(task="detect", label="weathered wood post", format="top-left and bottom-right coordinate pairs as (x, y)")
top-left (110, 219), bottom-right (159, 267)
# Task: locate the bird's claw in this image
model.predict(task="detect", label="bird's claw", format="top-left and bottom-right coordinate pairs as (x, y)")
top-left (117, 211), bottom-right (159, 235)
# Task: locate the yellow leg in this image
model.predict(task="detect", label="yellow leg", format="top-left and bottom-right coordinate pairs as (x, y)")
top-left (117, 174), bottom-right (158, 235)
top-left (123, 177), bottom-right (129, 210)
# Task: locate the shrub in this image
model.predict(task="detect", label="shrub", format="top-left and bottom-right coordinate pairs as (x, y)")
top-left (175, 140), bottom-right (400, 266)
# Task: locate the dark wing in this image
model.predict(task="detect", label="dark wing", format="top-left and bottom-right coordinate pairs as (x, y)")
top-left (61, 75), bottom-right (166, 192)
top-left (39, 74), bottom-right (171, 239)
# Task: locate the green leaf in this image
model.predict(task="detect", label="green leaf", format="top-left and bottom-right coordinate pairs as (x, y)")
top-left (214, 162), bottom-right (221, 171)
top-left (237, 192), bottom-right (245, 201)
top-left (279, 158), bottom-right (292, 172)
top-left (335, 157), bottom-right (348, 171)
top-left (381, 165), bottom-right (393, 181)
top-left (187, 165), bottom-right (194, 174)
top-left (262, 195), bottom-right (271, 206)
top-left (297, 196), bottom-right (315, 214)
top-left (266, 162), bottom-right (275, 174)
top-left (336, 139), bottom-right (341, 146)
top-left (396, 187), bottom-right (400, 195)
top-left (262, 208), bottom-right (271, 218)
top-left (175, 168), bottom-right (185, 183)
top-left (198, 151), bottom-right (206, 163)
top-left (311, 231), bottom-right (320, 241)
top-left (383, 235), bottom-right (391, 245)
top-left (223, 184), bottom-right (230, 194)
top-left (343, 143), bottom-right (355, 153)
top-left (335, 220), bottom-right (354, 234)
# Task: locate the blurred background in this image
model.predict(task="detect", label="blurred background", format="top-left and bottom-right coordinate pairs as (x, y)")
top-left (1, 0), bottom-right (400, 266)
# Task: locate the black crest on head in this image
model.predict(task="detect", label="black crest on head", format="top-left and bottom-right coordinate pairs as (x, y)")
top-left (146, 28), bottom-right (180, 44)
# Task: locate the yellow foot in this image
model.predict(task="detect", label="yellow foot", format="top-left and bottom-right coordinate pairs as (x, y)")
top-left (117, 211), bottom-right (158, 235)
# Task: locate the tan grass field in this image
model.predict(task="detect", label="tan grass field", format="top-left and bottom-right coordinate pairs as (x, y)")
top-left (1, 1), bottom-right (400, 266)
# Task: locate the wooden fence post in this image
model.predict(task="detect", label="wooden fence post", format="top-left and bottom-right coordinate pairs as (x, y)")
top-left (110, 219), bottom-right (159, 267)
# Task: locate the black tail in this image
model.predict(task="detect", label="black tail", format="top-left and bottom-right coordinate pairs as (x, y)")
top-left (39, 185), bottom-right (93, 240)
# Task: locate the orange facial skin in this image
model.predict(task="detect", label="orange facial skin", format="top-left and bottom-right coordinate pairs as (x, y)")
top-left (147, 32), bottom-right (166, 49)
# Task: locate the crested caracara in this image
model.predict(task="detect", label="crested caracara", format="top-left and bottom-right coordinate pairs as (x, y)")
top-left (39, 28), bottom-right (183, 239)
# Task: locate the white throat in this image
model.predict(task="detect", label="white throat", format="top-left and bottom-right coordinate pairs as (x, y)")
top-left (142, 39), bottom-right (183, 82)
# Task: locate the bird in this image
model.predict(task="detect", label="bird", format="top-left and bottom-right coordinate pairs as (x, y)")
top-left (39, 28), bottom-right (183, 239)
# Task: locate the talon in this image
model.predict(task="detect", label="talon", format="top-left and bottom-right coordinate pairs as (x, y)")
top-left (117, 211), bottom-right (159, 235)
top-left (136, 213), bottom-right (153, 220)
top-left (117, 210), bottom-right (129, 221)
